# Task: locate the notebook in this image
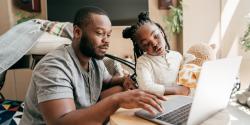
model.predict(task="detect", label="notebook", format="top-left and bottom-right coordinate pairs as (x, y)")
top-left (135, 56), bottom-right (242, 125)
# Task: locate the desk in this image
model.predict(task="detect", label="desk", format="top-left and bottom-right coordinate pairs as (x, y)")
top-left (110, 98), bottom-right (250, 125)
top-left (110, 108), bottom-right (156, 125)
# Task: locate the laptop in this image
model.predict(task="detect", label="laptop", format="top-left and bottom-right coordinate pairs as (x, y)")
top-left (135, 56), bottom-right (242, 125)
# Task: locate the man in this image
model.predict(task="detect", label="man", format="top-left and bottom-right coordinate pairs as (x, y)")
top-left (20, 6), bottom-right (165, 125)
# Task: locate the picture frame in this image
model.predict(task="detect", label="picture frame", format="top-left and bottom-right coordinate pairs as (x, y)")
top-left (158, 0), bottom-right (172, 10)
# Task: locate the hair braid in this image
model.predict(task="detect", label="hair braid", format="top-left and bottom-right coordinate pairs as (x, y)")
top-left (155, 23), bottom-right (170, 50)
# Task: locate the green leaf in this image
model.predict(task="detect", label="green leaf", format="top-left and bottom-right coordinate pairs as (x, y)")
top-left (164, 2), bottom-right (183, 34)
top-left (240, 23), bottom-right (250, 51)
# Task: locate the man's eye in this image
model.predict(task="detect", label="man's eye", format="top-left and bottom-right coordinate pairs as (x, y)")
top-left (96, 32), bottom-right (103, 35)
top-left (107, 34), bottom-right (111, 38)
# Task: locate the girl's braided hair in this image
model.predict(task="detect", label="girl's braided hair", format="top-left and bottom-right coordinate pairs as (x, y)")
top-left (122, 11), bottom-right (170, 63)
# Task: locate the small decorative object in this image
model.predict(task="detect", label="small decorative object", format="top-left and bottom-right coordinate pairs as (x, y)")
top-left (235, 85), bottom-right (250, 108)
top-left (158, 0), bottom-right (172, 10)
top-left (14, 0), bottom-right (41, 12)
top-left (177, 43), bottom-right (216, 96)
top-left (236, 13), bottom-right (250, 108)
top-left (231, 77), bottom-right (241, 95)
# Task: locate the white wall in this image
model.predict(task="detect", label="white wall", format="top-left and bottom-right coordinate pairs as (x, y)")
top-left (220, 0), bottom-right (248, 57)
top-left (220, 0), bottom-right (250, 89)
top-left (183, 0), bottom-right (250, 89)
top-left (0, 0), bottom-right (14, 35)
top-left (107, 26), bottom-right (133, 57)
top-left (183, 0), bottom-right (220, 52)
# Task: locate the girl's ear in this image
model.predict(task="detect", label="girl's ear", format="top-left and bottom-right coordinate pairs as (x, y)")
top-left (73, 25), bottom-right (82, 39)
top-left (160, 29), bottom-right (165, 37)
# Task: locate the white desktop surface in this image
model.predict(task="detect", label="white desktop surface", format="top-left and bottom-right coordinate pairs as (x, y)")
top-left (110, 99), bottom-right (250, 125)
top-left (201, 101), bottom-right (250, 125)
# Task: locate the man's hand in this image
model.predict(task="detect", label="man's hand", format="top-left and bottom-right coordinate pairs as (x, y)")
top-left (122, 75), bottom-right (137, 90)
top-left (113, 89), bottom-right (166, 115)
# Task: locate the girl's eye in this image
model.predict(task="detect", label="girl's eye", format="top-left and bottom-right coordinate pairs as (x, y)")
top-left (154, 34), bottom-right (160, 39)
top-left (142, 42), bottom-right (150, 48)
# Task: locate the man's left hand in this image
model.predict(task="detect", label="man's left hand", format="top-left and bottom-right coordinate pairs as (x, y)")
top-left (123, 75), bottom-right (137, 90)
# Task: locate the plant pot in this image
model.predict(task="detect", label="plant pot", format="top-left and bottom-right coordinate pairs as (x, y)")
top-left (172, 0), bottom-right (178, 7)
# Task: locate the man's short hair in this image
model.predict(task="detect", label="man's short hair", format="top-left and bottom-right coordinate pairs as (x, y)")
top-left (73, 6), bottom-right (108, 27)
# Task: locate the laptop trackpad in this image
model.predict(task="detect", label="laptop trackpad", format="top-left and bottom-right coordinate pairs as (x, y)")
top-left (135, 96), bottom-right (193, 119)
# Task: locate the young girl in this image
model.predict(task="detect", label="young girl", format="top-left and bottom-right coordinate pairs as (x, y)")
top-left (122, 12), bottom-right (189, 96)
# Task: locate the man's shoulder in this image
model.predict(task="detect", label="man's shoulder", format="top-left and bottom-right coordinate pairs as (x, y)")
top-left (44, 46), bottom-right (69, 61)
top-left (34, 45), bottom-right (73, 70)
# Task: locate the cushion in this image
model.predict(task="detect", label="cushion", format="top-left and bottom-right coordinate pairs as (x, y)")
top-left (0, 99), bottom-right (24, 125)
top-left (26, 32), bottom-right (72, 55)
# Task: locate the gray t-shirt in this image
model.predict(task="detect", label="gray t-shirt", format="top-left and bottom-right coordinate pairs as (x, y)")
top-left (20, 45), bottom-right (111, 125)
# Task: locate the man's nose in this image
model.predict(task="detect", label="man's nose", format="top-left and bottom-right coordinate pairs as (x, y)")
top-left (102, 36), bottom-right (110, 44)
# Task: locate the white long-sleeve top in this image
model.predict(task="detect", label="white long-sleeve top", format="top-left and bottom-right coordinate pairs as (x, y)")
top-left (136, 51), bottom-right (183, 95)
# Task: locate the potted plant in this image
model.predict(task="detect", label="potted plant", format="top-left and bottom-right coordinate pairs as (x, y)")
top-left (236, 14), bottom-right (250, 108)
top-left (164, 0), bottom-right (183, 35)
top-left (240, 23), bottom-right (250, 51)
top-left (16, 11), bottom-right (38, 24)
top-left (164, 0), bottom-right (183, 52)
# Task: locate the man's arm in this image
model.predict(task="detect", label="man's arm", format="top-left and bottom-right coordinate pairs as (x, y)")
top-left (39, 97), bottom-right (119, 125)
top-left (104, 75), bottom-right (136, 90)
top-left (39, 89), bottom-right (165, 125)
top-left (108, 75), bottom-right (125, 86)
top-left (102, 58), bottom-right (136, 91)
top-left (100, 86), bottom-right (124, 99)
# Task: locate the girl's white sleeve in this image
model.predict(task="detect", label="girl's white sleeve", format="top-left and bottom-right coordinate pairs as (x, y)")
top-left (136, 59), bottom-right (165, 96)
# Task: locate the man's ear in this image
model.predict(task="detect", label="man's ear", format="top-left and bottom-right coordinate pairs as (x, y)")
top-left (73, 25), bottom-right (82, 39)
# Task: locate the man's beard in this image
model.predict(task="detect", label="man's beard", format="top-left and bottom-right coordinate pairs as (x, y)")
top-left (79, 34), bottom-right (105, 60)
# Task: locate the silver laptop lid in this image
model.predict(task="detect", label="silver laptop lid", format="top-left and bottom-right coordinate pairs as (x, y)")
top-left (187, 56), bottom-right (242, 125)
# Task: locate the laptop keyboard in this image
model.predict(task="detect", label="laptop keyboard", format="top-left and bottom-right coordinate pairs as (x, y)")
top-left (156, 103), bottom-right (192, 125)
